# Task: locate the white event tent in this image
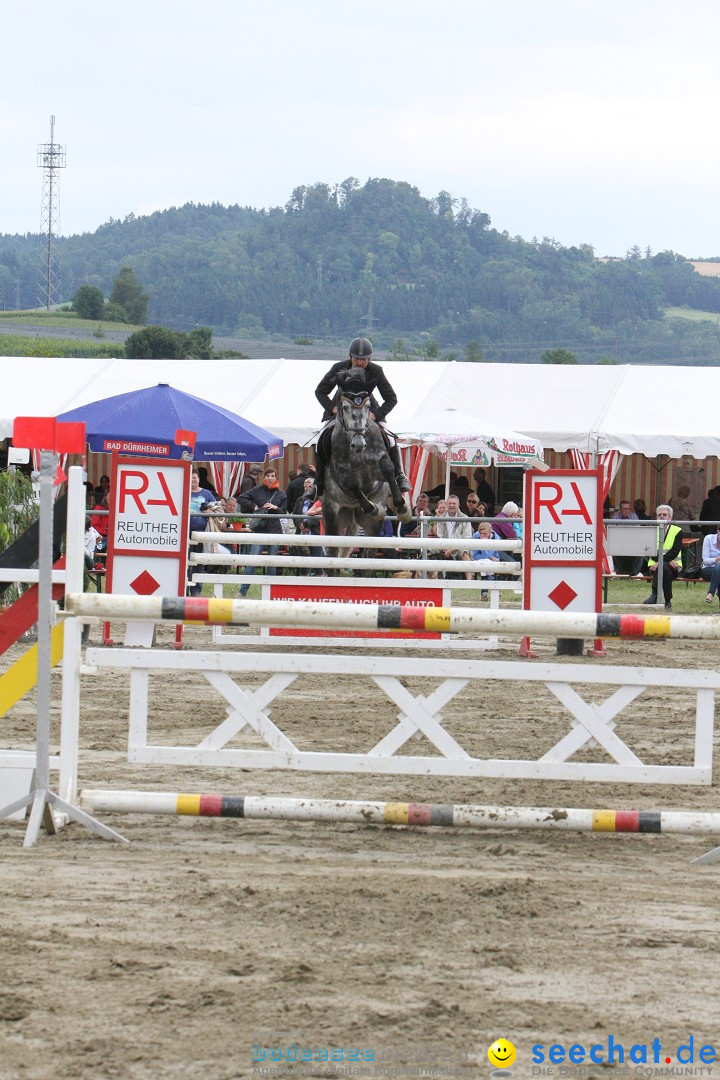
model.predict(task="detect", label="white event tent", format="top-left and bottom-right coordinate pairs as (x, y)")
top-left (0, 356), bottom-right (716, 462)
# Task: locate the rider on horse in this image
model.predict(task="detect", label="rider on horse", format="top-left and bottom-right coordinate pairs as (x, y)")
top-left (314, 337), bottom-right (411, 496)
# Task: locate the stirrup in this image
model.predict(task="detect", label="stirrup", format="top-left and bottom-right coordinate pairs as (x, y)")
top-left (396, 472), bottom-right (411, 493)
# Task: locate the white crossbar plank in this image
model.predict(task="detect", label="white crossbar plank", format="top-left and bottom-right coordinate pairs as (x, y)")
top-left (544, 682), bottom-right (644, 766)
top-left (539, 684), bottom-right (644, 763)
top-left (198, 671), bottom-right (298, 754)
top-left (191, 531), bottom-right (522, 552)
top-left (367, 679), bottom-right (469, 757)
top-left (192, 553), bottom-right (519, 575)
top-left (0, 569), bottom-right (66, 584)
top-left (372, 676), bottom-right (471, 760)
top-left (0, 752), bottom-right (60, 768)
top-left (126, 744), bottom-right (709, 783)
top-left (85, 649), bottom-right (720, 689)
top-left (198, 574), bottom-right (519, 594)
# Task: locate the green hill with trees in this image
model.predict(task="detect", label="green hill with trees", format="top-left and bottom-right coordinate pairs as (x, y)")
top-left (3, 177), bottom-right (720, 364)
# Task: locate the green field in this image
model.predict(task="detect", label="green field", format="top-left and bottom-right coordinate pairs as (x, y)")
top-left (0, 309), bottom-right (138, 332)
top-left (663, 305), bottom-right (720, 324)
top-left (0, 333), bottom-right (121, 358)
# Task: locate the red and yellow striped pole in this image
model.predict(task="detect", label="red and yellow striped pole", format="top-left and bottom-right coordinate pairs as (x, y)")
top-left (65, 593), bottom-right (720, 641)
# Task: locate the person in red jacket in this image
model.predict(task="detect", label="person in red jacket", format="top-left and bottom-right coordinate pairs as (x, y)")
top-left (90, 494), bottom-right (109, 552)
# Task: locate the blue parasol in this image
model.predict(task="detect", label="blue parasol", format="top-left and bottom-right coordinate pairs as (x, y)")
top-left (58, 383), bottom-right (283, 461)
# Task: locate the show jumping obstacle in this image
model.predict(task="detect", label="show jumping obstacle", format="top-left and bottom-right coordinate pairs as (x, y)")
top-left (190, 531), bottom-right (521, 604)
top-left (191, 529), bottom-right (523, 651)
top-left (78, 790), bottom-right (720, 836)
top-left (7, 467), bottom-right (720, 864)
top-left (65, 592), bottom-right (720, 641)
top-left (64, 592), bottom-right (720, 794)
top-left (77, 790), bottom-right (720, 863)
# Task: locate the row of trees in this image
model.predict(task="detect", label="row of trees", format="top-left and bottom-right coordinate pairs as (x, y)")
top-left (3, 178), bottom-right (720, 363)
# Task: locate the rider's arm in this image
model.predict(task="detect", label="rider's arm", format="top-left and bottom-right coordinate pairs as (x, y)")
top-left (373, 367), bottom-right (398, 421)
top-left (315, 364), bottom-right (342, 414)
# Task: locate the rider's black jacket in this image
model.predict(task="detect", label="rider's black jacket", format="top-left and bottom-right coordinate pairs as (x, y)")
top-left (315, 360), bottom-right (398, 423)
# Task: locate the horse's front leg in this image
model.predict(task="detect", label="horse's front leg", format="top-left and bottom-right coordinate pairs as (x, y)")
top-left (335, 464), bottom-right (378, 516)
top-left (378, 456), bottom-right (412, 523)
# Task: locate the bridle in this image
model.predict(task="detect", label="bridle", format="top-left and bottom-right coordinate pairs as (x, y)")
top-left (338, 389), bottom-right (372, 451)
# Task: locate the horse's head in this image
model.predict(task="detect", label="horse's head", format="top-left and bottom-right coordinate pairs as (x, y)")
top-left (337, 374), bottom-right (372, 451)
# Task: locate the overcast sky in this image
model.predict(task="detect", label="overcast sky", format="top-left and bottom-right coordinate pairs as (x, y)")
top-left (4, 0), bottom-right (720, 257)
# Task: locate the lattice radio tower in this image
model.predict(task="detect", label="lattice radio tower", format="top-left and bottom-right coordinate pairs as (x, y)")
top-left (37, 115), bottom-right (66, 310)
top-left (359, 299), bottom-right (378, 338)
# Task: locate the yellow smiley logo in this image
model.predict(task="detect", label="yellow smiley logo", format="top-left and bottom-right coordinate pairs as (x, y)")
top-left (488, 1039), bottom-right (517, 1069)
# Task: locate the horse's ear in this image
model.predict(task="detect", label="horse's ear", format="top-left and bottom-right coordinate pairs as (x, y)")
top-left (337, 369), bottom-right (367, 390)
top-left (340, 376), bottom-right (370, 399)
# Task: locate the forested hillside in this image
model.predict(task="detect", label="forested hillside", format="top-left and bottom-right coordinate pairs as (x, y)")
top-left (3, 177), bottom-right (720, 364)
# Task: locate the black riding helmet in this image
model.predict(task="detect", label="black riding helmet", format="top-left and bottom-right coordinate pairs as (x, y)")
top-left (348, 337), bottom-right (373, 359)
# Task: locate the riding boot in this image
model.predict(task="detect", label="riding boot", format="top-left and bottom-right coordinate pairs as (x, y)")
top-left (387, 439), bottom-right (411, 492)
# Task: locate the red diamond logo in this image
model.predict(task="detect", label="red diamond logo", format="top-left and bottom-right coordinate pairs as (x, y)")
top-left (129, 570), bottom-right (161, 595)
top-left (548, 580), bottom-right (577, 610)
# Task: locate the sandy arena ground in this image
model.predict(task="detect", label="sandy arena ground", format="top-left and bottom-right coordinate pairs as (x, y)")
top-left (1, 620), bottom-right (720, 1080)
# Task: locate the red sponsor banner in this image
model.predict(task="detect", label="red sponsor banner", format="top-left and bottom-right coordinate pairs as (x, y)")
top-left (268, 583), bottom-right (445, 639)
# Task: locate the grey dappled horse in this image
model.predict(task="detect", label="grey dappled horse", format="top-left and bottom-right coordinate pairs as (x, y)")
top-left (321, 383), bottom-right (411, 557)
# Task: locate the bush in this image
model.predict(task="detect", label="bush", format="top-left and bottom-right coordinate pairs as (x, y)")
top-left (187, 326), bottom-right (213, 359)
top-left (0, 471), bottom-right (37, 556)
top-left (541, 348), bottom-right (578, 364)
top-left (0, 470), bottom-right (38, 603)
top-left (124, 325), bottom-right (188, 359)
top-left (103, 301), bottom-right (130, 323)
top-left (72, 285), bottom-right (105, 320)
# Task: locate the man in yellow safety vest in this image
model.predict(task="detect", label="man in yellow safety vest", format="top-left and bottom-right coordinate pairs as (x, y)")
top-left (643, 504), bottom-right (683, 611)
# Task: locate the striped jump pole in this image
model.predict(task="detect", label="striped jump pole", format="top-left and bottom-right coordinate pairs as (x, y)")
top-left (78, 789), bottom-right (720, 863)
top-left (65, 593), bottom-right (720, 640)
